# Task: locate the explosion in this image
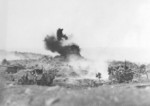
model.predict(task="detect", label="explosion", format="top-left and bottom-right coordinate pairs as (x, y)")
top-left (44, 28), bottom-right (81, 57)
top-left (44, 28), bottom-right (109, 80)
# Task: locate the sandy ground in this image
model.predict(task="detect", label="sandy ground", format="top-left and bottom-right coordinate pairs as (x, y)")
top-left (0, 82), bottom-right (150, 106)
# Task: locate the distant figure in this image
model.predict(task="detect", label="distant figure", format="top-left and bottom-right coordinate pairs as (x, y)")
top-left (96, 72), bottom-right (101, 80)
top-left (57, 28), bottom-right (68, 41)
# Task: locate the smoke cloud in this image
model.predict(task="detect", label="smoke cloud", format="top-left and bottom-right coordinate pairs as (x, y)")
top-left (44, 28), bottom-right (109, 80)
top-left (44, 28), bottom-right (81, 57)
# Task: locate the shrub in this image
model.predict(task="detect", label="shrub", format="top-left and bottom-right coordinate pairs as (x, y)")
top-left (139, 64), bottom-right (149, 80)
top-left (18, 69), bottom-right (55, 86)
top-left (5, 65), bottom-right (25, 74)
top-left (108, 61), bottom-right (135, 83)
top-left (1, 59), bottom-right (10, 65)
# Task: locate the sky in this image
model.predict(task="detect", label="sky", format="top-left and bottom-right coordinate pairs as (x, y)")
top-left (0, 0), bottom-right (7, 50)
top-left (1, 0), bottom-right (150, 58)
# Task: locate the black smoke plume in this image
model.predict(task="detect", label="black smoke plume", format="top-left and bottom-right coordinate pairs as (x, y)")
top-left (44, 28), bottom-right (81, 57)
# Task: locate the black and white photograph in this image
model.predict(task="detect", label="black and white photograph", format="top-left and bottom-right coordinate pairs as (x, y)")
top-left (1, 0), bottom-right (150, 106)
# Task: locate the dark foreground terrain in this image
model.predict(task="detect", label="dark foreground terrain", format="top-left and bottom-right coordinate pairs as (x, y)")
top-left (1, 82), bottom-right (150, 106)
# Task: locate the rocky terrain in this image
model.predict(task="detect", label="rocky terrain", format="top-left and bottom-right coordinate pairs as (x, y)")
top-left (0, 51), bottom-right (150, 106)
top-left (1, 82), bottom-right (150, 106)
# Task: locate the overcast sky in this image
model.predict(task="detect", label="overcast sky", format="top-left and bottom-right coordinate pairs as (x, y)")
top-left (0, 0), bottom-right (7, 50)
top-left (1, 0), bottom-right (150, 55)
